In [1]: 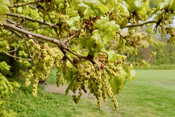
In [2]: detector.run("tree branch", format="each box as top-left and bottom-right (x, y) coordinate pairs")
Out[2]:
(6, 28), (23, 38)
(7, 47), (19, 53)
(2, 22), (62, 47)
(63, 31), (81, 44)
(9, 0), (42, 8)
(126, 20), (156, 28)
(64, 54), (74, 65)
(5, 13), (54, 27)
(2, 22), (95, 64)
(64, 48), (95, 64)
(29, 5), (42, 12)
(29, 26), (52, 31)
(6, 18), (25, 29)
(64, 48), (86, 59)
(25, 39), (34, 61)
(3, 51), (32, 61)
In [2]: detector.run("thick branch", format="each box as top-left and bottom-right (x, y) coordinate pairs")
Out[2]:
(2, 23), (95, 64)
(5, 13), (54, 27)
(126, 20), (156, 28)
(9, 0), (42, 8)
(2, 23), (86, 60)
(2, 23), (62, 47)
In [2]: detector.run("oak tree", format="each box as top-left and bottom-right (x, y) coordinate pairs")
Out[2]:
(0, 0), (175, 114)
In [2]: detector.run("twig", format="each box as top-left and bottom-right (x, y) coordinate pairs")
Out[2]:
(7, 47), (19, 53)
(29, 5), (42, 12)
(29, 26), (52, 31)
(64, 48), (87, 59)
(64, 48), (95, 64)
(6, 18), (25, 29)
(5, 13), (54, 27)
(3, 51), (32, 61)
(25, 39), (34, 61)
(64, 54), (73, 64)
(15, 18), (25, 27)
(63, 31), (80, 44)
(126, 20), (156, 28)
(6, 28), (23, 38)
(9, 0), (42, 8)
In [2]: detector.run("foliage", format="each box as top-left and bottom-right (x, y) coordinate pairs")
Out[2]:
(0, 62), (20, 116)
(0, 0), (175, 111)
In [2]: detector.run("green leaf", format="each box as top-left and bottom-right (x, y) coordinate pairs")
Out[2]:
(64, 69), (77, 95)
(80, 30), (104, 55)
(140, 60), (150, 67)
(0, 0), (10, 5)
(134, 0), (142, 8)
(94, 16), (120, 44)
(73, 0), (109, 17)
(104, 50), (126, 62)
(168, 0), (175, 11)
(124, 0), (149, 21)
(109, 67), (127, 95)
(0, 61), (11, 75)
(84, 7), (93, 16)
(65, 76), (76, 95)
(94, 2), (108, 14)
(0, 4), (9, 15)
(116, 3), (129, 16)
(159, 0), (169, 10)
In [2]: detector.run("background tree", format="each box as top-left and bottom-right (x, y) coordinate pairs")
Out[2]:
(0, 0), (175, 114)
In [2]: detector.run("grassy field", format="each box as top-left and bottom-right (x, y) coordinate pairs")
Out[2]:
(134, 64), (175, 70)
(6, 70), (175, 117)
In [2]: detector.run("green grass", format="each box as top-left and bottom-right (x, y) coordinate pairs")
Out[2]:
(46, 68), (57, 84)
(6, 70), (175, 117)
(134, 64), (175, 69)
(110, 70), (175, 117)
(6, 86), (109, 117)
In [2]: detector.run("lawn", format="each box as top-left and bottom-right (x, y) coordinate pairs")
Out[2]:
(6, 70), (175, 117)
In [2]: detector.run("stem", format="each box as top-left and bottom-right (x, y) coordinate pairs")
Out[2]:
(6, 18), (25, 29)
(25, 39), (34, 61)
(9, 0), (42, 8)
(7, 47), (19, 53)
(64, 48), (87, 59)
(63, 31), (80, 44)
(29, 26), (52, 31)
(5, 13), (54, 27)
(126, 20), (156, 27)
(3, 51), (32, 61)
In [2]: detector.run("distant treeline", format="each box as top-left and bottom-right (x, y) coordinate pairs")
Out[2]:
(127, 42), (175, 65)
